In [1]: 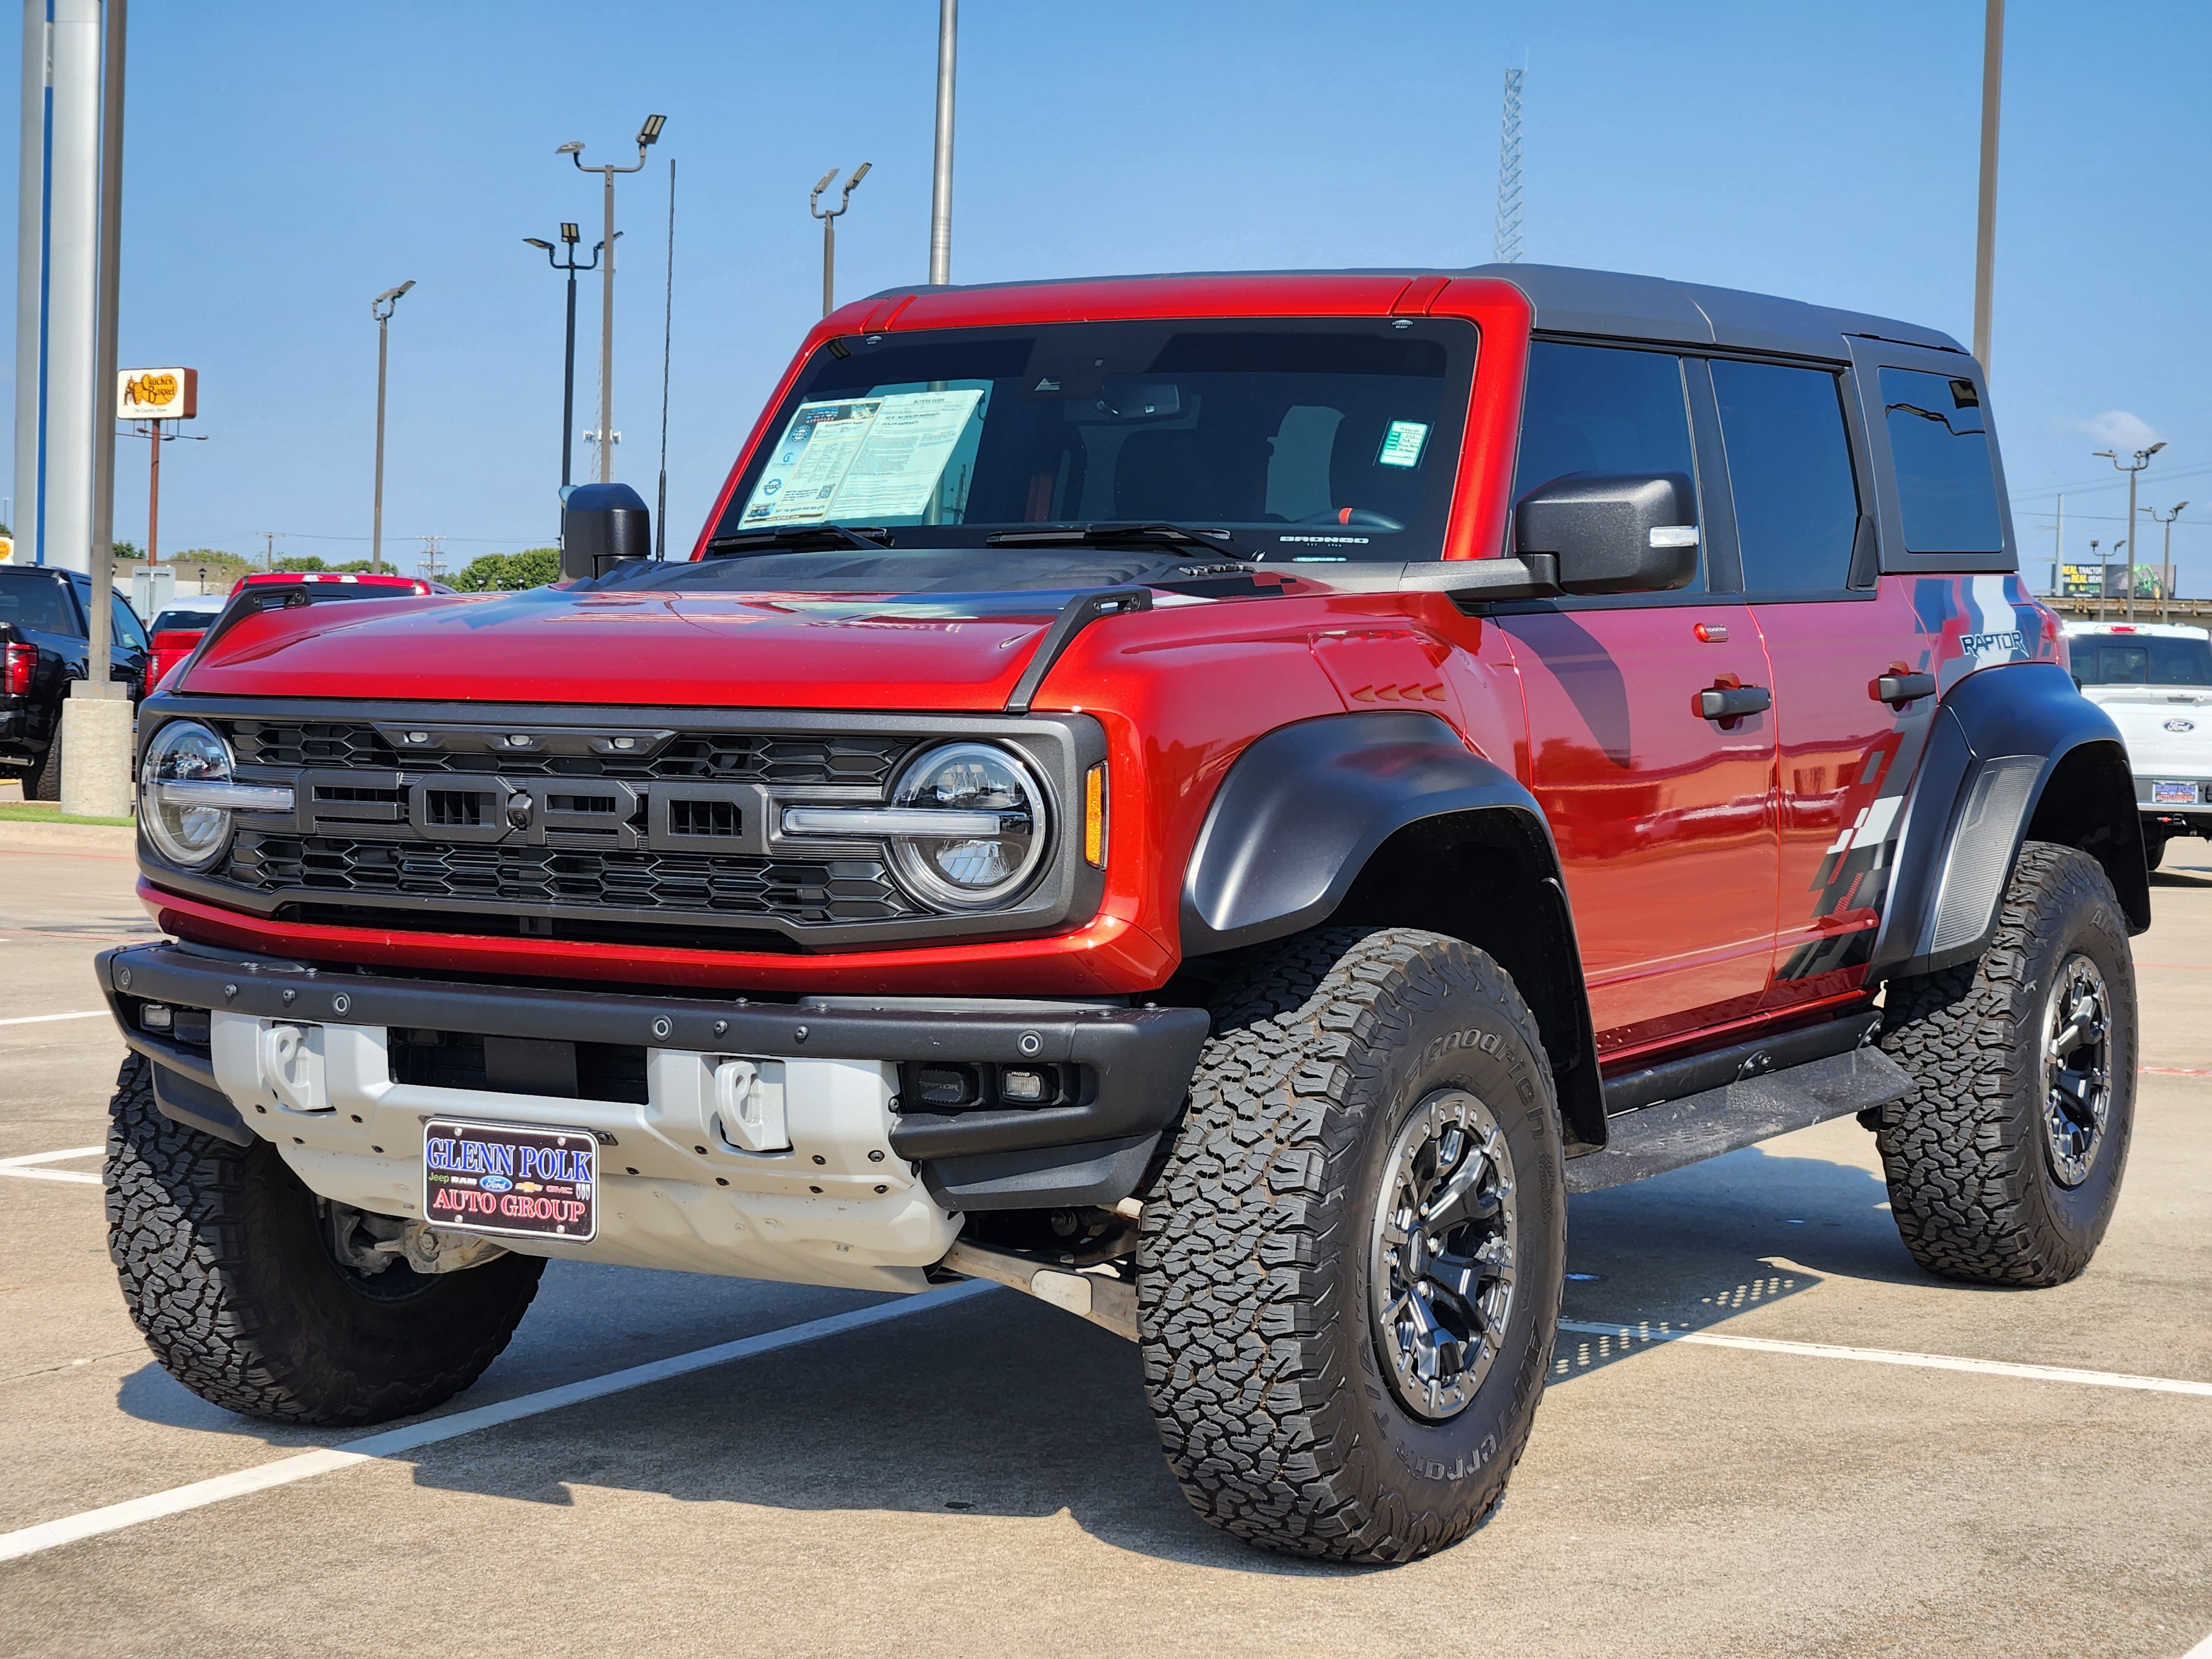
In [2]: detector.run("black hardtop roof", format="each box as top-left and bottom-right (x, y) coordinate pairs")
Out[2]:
(864, 262), (1966, 363)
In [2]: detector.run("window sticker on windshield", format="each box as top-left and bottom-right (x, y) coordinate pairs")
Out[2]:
(739, 389), (985, 526)
(1376, 420), (1430, 469)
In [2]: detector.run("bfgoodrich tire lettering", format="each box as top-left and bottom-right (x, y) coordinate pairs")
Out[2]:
(1136, 927), (1564, 1562)
(1874, 841), (2137, 1287)
(105, 1052), (545, 1425)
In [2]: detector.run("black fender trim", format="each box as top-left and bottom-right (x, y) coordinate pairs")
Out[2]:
(1869, 662), (2148, 982)
(1181, 712), (1547, 955)
(1181, 711), (1606, 1154)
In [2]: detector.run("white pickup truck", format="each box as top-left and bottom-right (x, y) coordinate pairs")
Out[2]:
(2065, 620), (2212, 868)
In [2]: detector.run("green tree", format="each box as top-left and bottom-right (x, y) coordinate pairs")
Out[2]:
(450, 547), (562, 592)
(272, 555), (328, 573)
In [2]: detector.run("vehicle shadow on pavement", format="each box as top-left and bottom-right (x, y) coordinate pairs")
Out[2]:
(393, 1287), (1392, 1576)
(1551, 1140), (2007, 1383)
(93, 1143), (1984, 1574)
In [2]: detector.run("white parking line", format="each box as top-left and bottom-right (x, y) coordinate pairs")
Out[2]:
(0, 1009), (107, 1027)
(2182, 1630), (2212, 1659)
(0, 1145), (104, 1185)
(1558, 1319), (2212, 1397)
(0, 1278), (995, 1564)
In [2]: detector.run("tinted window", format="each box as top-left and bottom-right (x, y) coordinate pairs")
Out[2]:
(150, 607), (217, 635)
(110, 591), (148, 651)
(1513, 341), (1701, 591)
(0, 568), (82, 636)
(711, 318), (1476, 566)
(1712, 359), (1860, 593)
(2071, 635), (2212, 688)
(1880, 367), (2003, 554)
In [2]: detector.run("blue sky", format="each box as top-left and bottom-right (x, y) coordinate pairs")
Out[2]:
(4, 1), (2208, 591)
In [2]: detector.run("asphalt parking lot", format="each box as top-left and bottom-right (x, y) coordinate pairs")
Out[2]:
(2, 817), (2208, 1658)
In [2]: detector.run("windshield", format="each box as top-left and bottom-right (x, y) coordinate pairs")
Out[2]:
(708, 317), (1476, 566)
(150, 607), (218, 635)
(2072, 634), (2212, 688)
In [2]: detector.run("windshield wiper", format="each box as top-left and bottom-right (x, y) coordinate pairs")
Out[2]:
(985, 522), (1245, 556)
(705, 524), (893, 556)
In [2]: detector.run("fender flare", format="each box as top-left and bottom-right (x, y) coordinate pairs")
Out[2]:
(1180, 710), (1605, 1151)
(1181, 711), (1553, 954)
(1869, 662), (2149, 982)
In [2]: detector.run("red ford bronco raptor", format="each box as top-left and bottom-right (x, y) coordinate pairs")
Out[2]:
(100, 264), (2146, 1562)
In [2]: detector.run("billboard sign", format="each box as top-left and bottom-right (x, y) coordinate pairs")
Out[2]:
(119, 368), (197, 421)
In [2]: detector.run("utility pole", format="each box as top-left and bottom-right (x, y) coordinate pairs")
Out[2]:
(2091, 539), (2104, 620)
(562, 114), (665, 484)
(2147, 501), (2188, 622)
(1973, 0), (2004, 373)
(370, 280), (416, 575)
(418, 533), (445, 584)
(2095, 441), (2164, 623)
(1494, 66), (1525, 264)
(257, 530), (280, 573)
(930, 0), (957, 284)
(810, 163), (871, 317)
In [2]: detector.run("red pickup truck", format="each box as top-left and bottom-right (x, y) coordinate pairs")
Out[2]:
(99, 264), (2144, 1562)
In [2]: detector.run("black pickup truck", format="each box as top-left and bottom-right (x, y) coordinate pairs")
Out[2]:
(0, 564), (148, 797)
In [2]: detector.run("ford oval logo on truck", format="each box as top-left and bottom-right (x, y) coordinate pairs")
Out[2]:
(2167, 718), (2197, 733)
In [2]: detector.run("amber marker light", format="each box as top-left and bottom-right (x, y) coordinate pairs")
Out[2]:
(1084, 764), (1108, 868)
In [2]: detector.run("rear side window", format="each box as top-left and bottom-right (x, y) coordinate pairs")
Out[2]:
(1712, 359), (1861, 593)
(0, 569), (82, 636)
(2071, 635), (2212, 687)
(1514, 340), (1701, 591)
(1879, 367), (2004, 554)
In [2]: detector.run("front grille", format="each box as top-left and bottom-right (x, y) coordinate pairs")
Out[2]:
(228, 832), (913, 925)
(151, 703), (1098, 953)
(225, 720), (909, 787)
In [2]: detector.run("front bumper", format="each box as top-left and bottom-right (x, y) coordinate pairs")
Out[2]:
(97, 943), (1209, 1273)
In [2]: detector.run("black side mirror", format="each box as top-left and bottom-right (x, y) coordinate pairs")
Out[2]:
(560, 482), (651, 581)
(1513, 471), (1699, 596)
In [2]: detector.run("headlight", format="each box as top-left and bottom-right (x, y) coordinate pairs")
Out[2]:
(886, 742), (1047, 909)
(140, 720), (239, 869)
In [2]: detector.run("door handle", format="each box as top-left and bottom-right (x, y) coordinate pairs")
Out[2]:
(1696, 681), (1771, 722)
(1871, 669), (1937, 707)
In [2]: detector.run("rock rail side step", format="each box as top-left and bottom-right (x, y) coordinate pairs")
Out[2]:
(1566, 1046), (1911, 1194)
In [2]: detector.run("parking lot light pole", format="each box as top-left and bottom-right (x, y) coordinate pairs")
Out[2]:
(930, 0), (956, 284)
(2147, 500), (2188, 622)
(563, 114), (666, 484)
(809, 163), (870, 317)
(2095, 441), (2165, 623)
(370, 280), (416, 576)
(524, 223), (599, 489)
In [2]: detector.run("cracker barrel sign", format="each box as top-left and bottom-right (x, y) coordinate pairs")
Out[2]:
(119, 367), (198, 421)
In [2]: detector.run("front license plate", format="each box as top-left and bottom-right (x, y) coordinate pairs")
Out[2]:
(2151, 780), (2199, 806)
(423, 1118), (597, 1243)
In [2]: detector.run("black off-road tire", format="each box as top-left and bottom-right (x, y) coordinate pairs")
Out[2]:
(1136, 927), (1564, 1563)
(28, 725), (61, 801)
(105, 1052), (546, 1425)
(1874, 841), (2137, 1287)
(2143, 830), (2167, 873)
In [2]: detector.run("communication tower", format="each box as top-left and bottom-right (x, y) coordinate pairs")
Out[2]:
(1493, 67), (1525, 265)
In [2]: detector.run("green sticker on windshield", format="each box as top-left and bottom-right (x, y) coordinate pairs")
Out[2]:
(1377, 420), (1429, 468)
